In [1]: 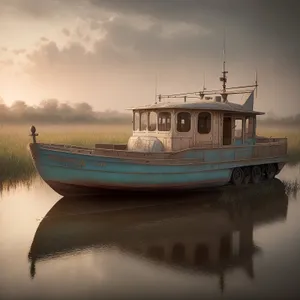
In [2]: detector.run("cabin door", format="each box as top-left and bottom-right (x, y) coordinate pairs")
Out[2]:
(223, 117), (232, 145)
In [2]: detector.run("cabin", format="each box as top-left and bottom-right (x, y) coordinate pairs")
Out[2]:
(127, 93), (261, 152)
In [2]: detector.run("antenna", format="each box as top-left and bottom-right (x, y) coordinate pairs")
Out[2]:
(255, 70), (258, 98)
(199, 71), (206, 99)
(154, 73), (158, 104)
(219, 28), (228, 102)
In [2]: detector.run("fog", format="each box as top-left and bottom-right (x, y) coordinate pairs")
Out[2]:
(258, 114), (300, 128)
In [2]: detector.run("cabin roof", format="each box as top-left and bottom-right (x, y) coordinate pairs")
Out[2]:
(130, 100), (264, 115)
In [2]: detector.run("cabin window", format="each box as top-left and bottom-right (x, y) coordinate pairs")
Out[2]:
(198, 112), (211, 134)
(195, 243), (209, 265)
(245, 117), (254, 138)
(140, 112), (148, 131)
(158, 112), (171, 131)
(172, 243), (185, 263)
(133, 111), (140, 131)
(234, 119), (243, 139)
(149, 111), (157, 131)
(177, 112), (191, 132)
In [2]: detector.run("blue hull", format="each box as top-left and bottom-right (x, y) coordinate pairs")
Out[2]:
(29, 143), (287, 196)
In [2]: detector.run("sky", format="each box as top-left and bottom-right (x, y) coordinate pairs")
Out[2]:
(0, 0), (299, 116)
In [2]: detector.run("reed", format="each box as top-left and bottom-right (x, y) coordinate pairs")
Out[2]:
(0, 124), (131, 182)
(282, 179), (300, 197)
(0, 124), (299, 183)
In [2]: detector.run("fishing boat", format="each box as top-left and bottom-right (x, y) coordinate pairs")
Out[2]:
(28, 62), (288, 196)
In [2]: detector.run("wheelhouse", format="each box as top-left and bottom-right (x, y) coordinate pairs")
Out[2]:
(128, 94), (262, 152)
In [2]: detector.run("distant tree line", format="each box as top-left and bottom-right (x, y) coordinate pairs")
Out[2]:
(0, 98), (298, 126)
(0, 98), (131, 124)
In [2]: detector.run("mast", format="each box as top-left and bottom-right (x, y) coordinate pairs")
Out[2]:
(255, 70), (258, 98)
(219, 30), (228, 102)
(200, 72), (206, 99)
(154, 73), (158, 104)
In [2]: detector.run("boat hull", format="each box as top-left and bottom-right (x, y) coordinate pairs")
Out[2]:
(29, 143), (287, 197)
(44, 179), (228, 197)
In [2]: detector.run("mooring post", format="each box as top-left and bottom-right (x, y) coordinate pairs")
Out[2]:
(30, 125), (38, 143)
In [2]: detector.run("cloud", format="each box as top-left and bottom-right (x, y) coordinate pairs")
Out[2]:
(40, 37), (49, 42)
(62, 28), (71, 37)
(88, 0), (300, 70)
(90, 20), (102, 30)
(26, 41), (90, 74)
(2, 0), (299, 67)
(20, 15), (257, 113)
(84, 35), (91, 43)
(0, 59), (14, 69)
(23, 14), (217, 86)
(12, 49), (26, 55)
(2, 0), (300, 43)
(0, 0), (84, 17)
(26, 14), (212, 67)
(89, 0), (299, 29)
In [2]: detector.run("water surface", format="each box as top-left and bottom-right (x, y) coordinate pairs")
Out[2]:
(0, 165), (300, 300)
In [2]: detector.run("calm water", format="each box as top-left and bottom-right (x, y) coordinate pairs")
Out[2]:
(0, 165), (300, 300)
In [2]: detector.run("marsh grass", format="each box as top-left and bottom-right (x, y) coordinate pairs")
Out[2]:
(0, 123), (299, 183)
(0, 175), (37, 195)
(282, 179), (300, 198)
(0, 124), (131, 183)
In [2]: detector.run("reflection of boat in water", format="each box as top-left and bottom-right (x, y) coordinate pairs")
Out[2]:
(28, 179), (288, 291)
